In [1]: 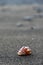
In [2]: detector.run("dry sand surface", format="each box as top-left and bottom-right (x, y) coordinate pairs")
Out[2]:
(0, 5), (43, 65)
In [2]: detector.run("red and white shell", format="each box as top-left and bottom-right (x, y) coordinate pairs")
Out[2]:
(17, 46), (32, 56)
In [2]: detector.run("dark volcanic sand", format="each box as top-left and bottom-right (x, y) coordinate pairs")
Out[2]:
(0, 5), (43, 65)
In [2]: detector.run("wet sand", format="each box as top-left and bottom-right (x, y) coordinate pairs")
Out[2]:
(0, 5), (43, 65)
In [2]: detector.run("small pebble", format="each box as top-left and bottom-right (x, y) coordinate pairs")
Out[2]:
(16, 22), (23, 27)
(23, 16), (34, 21)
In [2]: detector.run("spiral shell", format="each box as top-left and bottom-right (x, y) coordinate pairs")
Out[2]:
(17, 46), (32, 56)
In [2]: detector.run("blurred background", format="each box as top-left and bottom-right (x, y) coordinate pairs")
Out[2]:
(0, 0), (43, 5)
(0, 0), (43, 65)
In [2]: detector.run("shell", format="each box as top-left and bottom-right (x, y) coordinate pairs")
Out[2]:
(17, 46), (32, 56)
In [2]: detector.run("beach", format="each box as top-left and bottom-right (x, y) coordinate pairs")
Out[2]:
(0, 5), (43, 65)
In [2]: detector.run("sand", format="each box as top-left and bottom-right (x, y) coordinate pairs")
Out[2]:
(0, 5), (43, 65)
